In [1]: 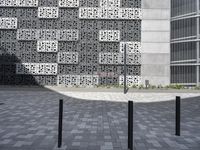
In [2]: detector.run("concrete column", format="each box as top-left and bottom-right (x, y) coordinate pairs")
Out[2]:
(141, 0), (170, 86)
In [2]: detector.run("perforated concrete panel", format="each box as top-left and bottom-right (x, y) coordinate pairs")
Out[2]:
(0, 0), (141, 86)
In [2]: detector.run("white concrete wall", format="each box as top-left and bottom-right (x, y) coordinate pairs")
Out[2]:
(141, 0), (170, 86)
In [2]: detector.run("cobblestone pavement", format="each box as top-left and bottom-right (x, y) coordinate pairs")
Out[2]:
(0, 90), (200, 150)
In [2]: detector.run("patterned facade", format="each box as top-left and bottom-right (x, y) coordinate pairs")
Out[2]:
(0, 0), (142, 86)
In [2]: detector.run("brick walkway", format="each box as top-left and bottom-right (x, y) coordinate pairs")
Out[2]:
(0, 90), (200, 150)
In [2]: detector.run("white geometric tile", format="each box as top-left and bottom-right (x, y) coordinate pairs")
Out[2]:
(0, 18), (17, 29)
(100, 0), (120, 8)
(16, 63), (58, 75)
(0, 0), (38, 7)
(120, 42), (141, 53)
(57, 75), (99, 87)
(38, 7), (59, 19)
(57, 52), (79, 64)
(99, 30), (120, 42)
(119, 75), (141, 87)
(37, 41), (58, 52)
(59, 0), (79, 7)
(17, 29), (37, 40)
(79, 7), (142, 20)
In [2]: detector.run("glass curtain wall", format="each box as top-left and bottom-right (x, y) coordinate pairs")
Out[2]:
(171, 0), (200, 86)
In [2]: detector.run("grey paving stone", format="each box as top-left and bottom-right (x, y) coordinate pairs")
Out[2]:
(0, 91), (200, 150)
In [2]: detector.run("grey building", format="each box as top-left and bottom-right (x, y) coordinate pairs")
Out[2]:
(0, 0), (170, 87)
(141, 0), (170, 86)
(171, 0), (200, 86)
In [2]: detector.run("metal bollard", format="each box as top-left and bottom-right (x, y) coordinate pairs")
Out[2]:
(124, 44), (127, 94)
(58, 99), (63, 148)
(175, 96), (181, 136)
(128, 101), (133, 150)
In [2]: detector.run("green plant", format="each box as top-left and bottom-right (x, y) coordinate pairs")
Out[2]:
(95, 84), (123, 88)
(138, 84), (144, 89)
(74, 85), (78, 88)
(194, 86), (200, 90)
(118, 84), (124, 88)
(75, 83), (200, 90)
(168, 84), (184, 89)
(150, 85), (156, 89)
(164, 85), (170, 89)
(157, 84), (164, 89)
(113, 84), (122, 88)
(131, 84), (138, 88)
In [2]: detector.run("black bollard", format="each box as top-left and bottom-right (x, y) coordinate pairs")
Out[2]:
(128, 101), (133, 150)
(175, 96), (181, 136)
(58, 99), (63, 148)
(124, 44), (127, 94)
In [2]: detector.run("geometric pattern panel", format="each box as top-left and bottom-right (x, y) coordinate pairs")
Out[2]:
(99, 53), (119, 64)
(99, 0), (120, 7)
(59, 30), (79, 41)
(16, 29), (79, 41)
(16, 29), (37, 41)
(125, 53), (141, 65)
(16, 63), (58, 75)
(99, 30), (120, 42)
(38, 7), (59, 18)
(37, 41), (58, 52)
(119, 75), (141, 87)
(57, 75), (99, 87)
(59, 0), (79, 7)
(0, 0), (141, 86)
(37, 29), (58, 40)
(99, 53), (141, 65)
(119, 42), (141, 53)
(79, 8), (142, 20)
(0, 18), (18, 29)
(0, 0), (38, 7)
(57, 52), (79, 64)
(80, 0), (141, 19)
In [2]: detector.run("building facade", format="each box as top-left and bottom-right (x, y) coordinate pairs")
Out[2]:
(171, 0), (200, 86)
(0, 0), (170, 87)
(141, 0), (170, 86)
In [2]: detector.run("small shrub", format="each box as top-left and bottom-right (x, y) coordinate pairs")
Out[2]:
(138, 84), (144, 89)
(194, 86), (200, 90)
(168, 84), (184, 89)
(131, 84), (138, 88)
(164, 85), (170, 89)
(157, 84), (164, 89)
(150, 85), (156, 89)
